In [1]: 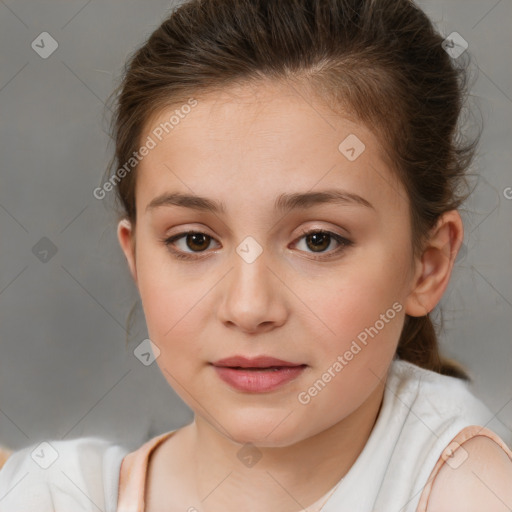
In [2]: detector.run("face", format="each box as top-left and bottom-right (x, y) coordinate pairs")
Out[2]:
(118, 80), (419, 447)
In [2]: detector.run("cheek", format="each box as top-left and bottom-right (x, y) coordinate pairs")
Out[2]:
(135, 245), (206, 355)
(296, 247), (407, 368)
(138, 275), (204, 392)
(308, 256), (404, 330)
(140, 285), (203, 350)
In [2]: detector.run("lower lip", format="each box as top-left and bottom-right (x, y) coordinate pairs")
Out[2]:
(212, 365), (307, 392)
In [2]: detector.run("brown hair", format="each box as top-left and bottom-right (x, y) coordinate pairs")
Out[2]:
(104, 0), (480, 381)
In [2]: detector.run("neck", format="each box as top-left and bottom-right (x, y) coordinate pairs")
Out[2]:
(183, 381), (385, 512)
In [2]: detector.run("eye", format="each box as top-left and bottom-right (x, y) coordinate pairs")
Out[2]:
(162, 231), (219, 260)
(161, 228), (353, 261)
(292, 229), (353, 259)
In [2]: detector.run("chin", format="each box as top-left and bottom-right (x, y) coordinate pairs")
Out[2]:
(219, 410), (307, 448)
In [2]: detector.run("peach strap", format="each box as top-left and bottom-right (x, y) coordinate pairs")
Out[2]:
(416, 425), (512, 511)
(116, 431), (176, 512)
(116, 426), (511, 511)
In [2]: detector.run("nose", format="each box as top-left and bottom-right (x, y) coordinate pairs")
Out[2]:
(217, 249), (288, 335)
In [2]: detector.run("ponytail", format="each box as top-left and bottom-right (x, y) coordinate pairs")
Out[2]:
(397, 314), (470, 381)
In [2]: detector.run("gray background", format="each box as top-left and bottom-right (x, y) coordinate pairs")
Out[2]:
(0, 0), (511, 452)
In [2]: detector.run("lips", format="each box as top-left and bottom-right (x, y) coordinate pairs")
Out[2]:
(211, 355), (307, 392)
(212, 355), (304, 369)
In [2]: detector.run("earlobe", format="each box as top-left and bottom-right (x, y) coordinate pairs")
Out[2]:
(117, 218), (137, 285)
(405, 210), (464, 317)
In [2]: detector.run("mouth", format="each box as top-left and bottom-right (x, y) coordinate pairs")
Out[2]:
(210, 355), (307, 392)
(211, 355), (305, 369)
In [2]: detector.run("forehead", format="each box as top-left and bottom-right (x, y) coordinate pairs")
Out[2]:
(135, 81), (407, 218)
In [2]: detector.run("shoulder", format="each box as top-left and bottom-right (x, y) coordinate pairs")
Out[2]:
(384, 361), (512, 511)
(389, 359), (500, 423)
(390, 360), (512, 445)
(422, 430), (512, 512)
(0, 436), (128, 512)
(0, 447), (12, 470)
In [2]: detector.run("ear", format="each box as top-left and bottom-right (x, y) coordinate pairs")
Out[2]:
(117, 218), (138, 285)
(405, 210), (464, 317)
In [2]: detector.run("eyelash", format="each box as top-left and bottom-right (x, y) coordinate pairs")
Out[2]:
(160, 228), (353, 261)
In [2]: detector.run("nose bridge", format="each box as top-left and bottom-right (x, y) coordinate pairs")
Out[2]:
(217, 234), (287, 332)
(229, 235), (273, 304)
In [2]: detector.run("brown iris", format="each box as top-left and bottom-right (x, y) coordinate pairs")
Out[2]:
(305, 232), (330, 252)
(185, 233), (211, 252)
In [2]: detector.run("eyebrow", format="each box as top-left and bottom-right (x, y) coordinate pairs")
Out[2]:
(145, 189), (375, 214)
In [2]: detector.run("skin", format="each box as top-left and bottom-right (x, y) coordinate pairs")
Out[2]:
(117, 80), (463, 512)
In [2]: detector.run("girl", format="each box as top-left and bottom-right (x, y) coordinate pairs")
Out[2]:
(1, 0), (511, 511)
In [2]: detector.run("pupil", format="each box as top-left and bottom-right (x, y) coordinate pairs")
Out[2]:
(307, 232), (329, 252)
(184, 232), (331, 253)
(188, 233), (209, 251)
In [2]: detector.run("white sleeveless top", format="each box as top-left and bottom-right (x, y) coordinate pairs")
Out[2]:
(1, 358), (511, 512)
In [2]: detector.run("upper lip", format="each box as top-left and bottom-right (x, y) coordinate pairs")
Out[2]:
(211, 356), (305, 368)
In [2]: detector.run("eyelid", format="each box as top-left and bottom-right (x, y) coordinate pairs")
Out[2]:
(161, 226), (353, 261)
(291, 228), (353, 258)
(161, 230), (220, 259)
